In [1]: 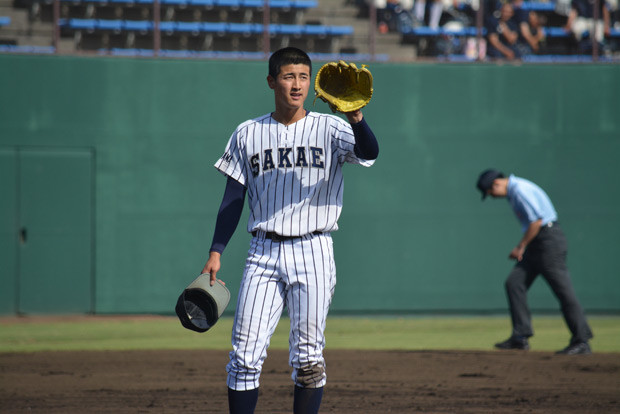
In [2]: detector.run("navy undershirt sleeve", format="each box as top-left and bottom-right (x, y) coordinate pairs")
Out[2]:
(352, 117), (379, 160)
(209, 176), (246, 254)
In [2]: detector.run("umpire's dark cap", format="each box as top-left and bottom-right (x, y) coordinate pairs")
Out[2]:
(476, 169), (504, 200)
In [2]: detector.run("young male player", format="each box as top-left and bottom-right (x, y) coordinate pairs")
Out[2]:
(201, 47), (379, 413)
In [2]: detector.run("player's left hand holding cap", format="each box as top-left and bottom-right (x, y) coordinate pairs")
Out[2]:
(175, 273), (230, 333)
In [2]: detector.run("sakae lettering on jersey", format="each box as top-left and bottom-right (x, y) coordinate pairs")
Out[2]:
(215, 111), (373, 237)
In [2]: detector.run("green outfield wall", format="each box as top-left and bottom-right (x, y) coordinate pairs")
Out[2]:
(1, 55), (619, 315)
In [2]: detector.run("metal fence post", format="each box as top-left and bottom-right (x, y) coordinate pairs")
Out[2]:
(53, 0), (60, 53)
(263, 0), (271, 57)
(154, 0), (161, 56)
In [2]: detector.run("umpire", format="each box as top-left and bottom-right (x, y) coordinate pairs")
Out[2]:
(476, 169), (593, 355)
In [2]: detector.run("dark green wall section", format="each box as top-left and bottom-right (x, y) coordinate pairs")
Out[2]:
(0, 148), (18, 313)
(1, 55), (619, 315)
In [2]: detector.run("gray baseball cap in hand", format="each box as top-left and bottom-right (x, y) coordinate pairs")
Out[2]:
(175, 273), (230, 333)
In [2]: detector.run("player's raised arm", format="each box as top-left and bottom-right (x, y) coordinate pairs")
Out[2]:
(348, 112), (379, 161)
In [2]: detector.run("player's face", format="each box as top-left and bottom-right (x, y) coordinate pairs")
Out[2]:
(268, 64), (311, 111)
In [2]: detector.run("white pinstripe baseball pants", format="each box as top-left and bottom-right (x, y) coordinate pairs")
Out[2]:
(226, 232), (336, 391)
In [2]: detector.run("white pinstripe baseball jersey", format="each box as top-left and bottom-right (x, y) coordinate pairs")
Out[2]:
(214, 111), (375, 236)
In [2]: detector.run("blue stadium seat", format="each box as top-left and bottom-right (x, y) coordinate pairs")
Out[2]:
(521, 54), (594, 62)
(327, 25), (353, 36)
(275, 24), (304, 35)
(444, 27), (478, 36)
(215, 0), (242, 7)
(436, 54), (477, 62)
(0, 16), (11, 27)
(406, 26), (440, 36)
(174, 21), (201, 32)
(542, 27), (619, 39)
(96, 48), (387, 62)
(310, 52), (390, 62)
(238, 0), (262, 6)
(104, 47), (155, 55)
(275, 0), (320, 9)
(161, 0), (189, 5)
(123, 19), (152, 31)
(403, 26), (484, 36)
(58, 0), (318, 6)
(201, 21), (227, 32)
(520, 1), (556, 11)
(97, 18), (123, 31)
(60, 17), (351, 36)
(158, 21), (177, 32)
(303, 24), (328, 36)
(292, 0), (317, 8)
(68, 18), (97, 30)
(543, 27), (570, 37)
(188, 0), (216, 6)
(0, 44), (56, 53)
(226, 22), (263, 33)
(268, 24), (352, 36)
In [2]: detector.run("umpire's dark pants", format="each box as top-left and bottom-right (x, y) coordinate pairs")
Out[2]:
(505, 223), (593, 344)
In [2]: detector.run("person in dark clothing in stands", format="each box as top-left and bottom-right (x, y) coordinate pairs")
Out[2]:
(564, 0), (612, 50)
(520, 10), (547, 54)
(486, 3), (527, 59)
(476, 169), (594, 355)
(511, 0), (546, 55)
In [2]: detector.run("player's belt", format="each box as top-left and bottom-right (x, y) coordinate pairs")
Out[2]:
(252, 231), (323, 242)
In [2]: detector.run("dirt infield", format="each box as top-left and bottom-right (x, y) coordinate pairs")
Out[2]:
(1, 349), (619, 413)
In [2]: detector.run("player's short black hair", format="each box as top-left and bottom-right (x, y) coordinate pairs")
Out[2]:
(268, 47), (312, 78)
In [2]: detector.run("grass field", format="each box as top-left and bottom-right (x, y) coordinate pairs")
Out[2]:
(1, 315), (618, 353)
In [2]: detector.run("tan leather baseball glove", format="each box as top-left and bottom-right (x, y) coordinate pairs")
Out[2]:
(314, 60), (373, 113)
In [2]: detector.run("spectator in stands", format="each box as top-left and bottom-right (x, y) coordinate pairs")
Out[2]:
(483, 0), (504, 26)
(510, 0), (529, 26)
(521, 10), (547, 54)
(371, 0), (416, 33)
(564, 0), (612, 50)
(414, 0), (444, 29)
(438, 0), (478, 28)
(511, 0), (547, 55)
(486, 2), (529, 59)
(397, 0), (476, 31)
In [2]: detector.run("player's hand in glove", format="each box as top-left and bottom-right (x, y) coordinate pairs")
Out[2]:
(345, 109), (363, 124)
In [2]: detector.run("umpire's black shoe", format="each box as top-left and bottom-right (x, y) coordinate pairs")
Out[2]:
(494, 336), (529, 350)
(555, 342), (592, 355)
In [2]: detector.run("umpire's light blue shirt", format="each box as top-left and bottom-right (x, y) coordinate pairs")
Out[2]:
(506, 175), (558, 233)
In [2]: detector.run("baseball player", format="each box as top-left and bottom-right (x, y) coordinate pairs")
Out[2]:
(476, 169), (593, 355)
(201, 47), (379, 413)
